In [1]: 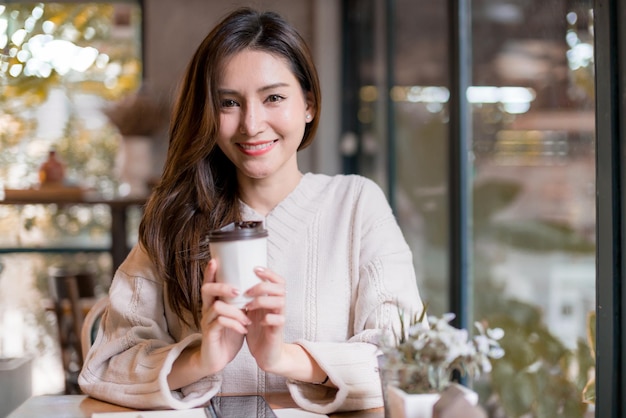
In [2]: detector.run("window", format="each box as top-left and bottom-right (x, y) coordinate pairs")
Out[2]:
(342, 0), (598, 415)
(1, 2), (142, 194)
(0, 1), (143, 395)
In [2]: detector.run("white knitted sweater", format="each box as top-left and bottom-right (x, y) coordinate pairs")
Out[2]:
(78, 173), (423, 414)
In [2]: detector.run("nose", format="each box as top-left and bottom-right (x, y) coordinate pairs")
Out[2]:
(239, 102), (265, 136)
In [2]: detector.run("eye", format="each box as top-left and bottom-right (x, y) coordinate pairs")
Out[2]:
(221, 98), (239, 108)
(266, 94), (285, 103)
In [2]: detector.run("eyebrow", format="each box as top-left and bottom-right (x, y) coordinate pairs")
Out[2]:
(218, 82), (291, 95)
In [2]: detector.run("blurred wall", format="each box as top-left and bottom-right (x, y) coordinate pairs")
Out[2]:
(142, 0), (341, 175)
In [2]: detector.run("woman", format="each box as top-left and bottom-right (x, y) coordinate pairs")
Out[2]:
(79, 7), (423, 414)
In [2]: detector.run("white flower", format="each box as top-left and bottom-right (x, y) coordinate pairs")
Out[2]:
(474, 334), (492, 354)
(479, 356), (493, 373)
(441, 312), (456, 323)
(489, 346), (506, 359)
(487, 327), (505, 340)
(381, 309), (505, 394)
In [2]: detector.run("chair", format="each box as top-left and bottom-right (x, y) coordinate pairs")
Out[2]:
(47, 265), (96, 394)
(80, 296), (109, 363)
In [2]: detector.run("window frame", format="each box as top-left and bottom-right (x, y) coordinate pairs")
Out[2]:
(342, 0), (624, 415)
(594, 0), (626, 416)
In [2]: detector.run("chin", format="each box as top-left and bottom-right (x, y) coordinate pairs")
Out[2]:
(241, 168), (273, 180)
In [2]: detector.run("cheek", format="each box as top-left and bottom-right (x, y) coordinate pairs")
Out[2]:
(218, 114), (238, 138)
(215, 117), (234, 152)
(219, 114), (239, 135)
(276, 109), (305, 134)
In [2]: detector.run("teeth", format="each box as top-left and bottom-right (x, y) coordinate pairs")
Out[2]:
(239, 141), (274, 151)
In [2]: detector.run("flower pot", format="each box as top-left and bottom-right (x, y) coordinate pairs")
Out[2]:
(115, 135), (153, 197)
(386, 383), (478, 418)
(377, 355), (448, 417)
(0, 357), (32, 417)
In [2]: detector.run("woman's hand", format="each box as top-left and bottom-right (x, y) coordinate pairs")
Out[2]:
(198, 259), (249, 372)
(244, 268), (328, 384)
(167, 259), (249, 390)
(244, 267), (288, 372)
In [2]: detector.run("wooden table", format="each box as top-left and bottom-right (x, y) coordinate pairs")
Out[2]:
(0, 191), (147, 272)
(7, 393), (384, 417)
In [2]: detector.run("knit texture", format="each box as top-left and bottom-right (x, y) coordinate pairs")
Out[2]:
(78, 173), (423, 414)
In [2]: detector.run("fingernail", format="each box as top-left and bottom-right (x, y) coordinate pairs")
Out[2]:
(254, 266), (266, 273)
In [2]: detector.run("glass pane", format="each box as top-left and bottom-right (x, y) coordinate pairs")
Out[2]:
(1, 2), (143, 195)
(391, 0), (450, 316)
(346, 0), (596, 415)
(0, 2), (143, 395)
(345, 0), (451, 316)
(471, 1), (595, 416)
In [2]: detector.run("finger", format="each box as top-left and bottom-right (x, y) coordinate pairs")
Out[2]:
(211, 315), (250, 335)
(245, 294), (286, 312)
(254, 267), (285, 286)
(245, 281), (286, 298)
(203, 282), (241, 299)
(204, 259), (218, 284)
(202, 264), (241, 312)
(259, 312), (286, 327)
(205, 300), (251, 329)
(201, 260), (217, 312)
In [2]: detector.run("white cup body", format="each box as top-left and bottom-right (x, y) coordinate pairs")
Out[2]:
(209, 237), (267, 308)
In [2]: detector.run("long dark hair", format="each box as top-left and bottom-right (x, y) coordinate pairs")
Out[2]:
(138, 7), (321, 327)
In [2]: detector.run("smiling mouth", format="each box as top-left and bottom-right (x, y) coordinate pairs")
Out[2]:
(237, 140), (277, 151)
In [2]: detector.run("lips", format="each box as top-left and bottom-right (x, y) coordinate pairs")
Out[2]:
(236, 140), (278, 155)
(238, 140), (276, 151)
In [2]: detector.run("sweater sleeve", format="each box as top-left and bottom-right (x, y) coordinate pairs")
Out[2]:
(285, 177), (424, 414)
(78, 246), (221, 410)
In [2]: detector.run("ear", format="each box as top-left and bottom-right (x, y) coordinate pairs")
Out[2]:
(304, 91), (317, 121)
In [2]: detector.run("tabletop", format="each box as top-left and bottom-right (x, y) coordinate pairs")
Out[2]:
(0, 187), (148, 206)
(0, 190), (148, 272)
(7, 393), (384, 418)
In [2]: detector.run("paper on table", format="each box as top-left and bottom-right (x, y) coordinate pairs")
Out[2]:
(274, 408), (328, 418)
(92, 409), (207, 418)
(91, 406), (328, 418)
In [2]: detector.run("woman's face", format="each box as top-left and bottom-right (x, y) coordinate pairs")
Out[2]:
(216, 49), (314, 183)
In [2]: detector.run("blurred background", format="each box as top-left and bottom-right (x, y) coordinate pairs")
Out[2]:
(0, 1), (596, 417)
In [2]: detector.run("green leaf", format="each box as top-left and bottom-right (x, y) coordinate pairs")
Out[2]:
(587, 311), (596, 358)
(500, 371), (536, 417)
(581, 310), (596, 405)
(582, 377), (595, 404)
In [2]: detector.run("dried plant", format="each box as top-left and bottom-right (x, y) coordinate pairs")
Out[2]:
(103, 90), (168, 137)
(380, 306), (505, 394)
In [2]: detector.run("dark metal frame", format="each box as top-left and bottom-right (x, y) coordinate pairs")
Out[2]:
(595, 0), (625, 416)
(385, 0), (397, 205)
(447, 0), (472, 332)
(340, 0), (373, 175)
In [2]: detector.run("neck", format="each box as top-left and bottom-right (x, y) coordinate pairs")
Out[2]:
(238, 171), (304, 216)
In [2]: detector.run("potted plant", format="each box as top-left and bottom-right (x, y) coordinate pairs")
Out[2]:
(378, 307), (504, 418)
(103, 88), (168, 196)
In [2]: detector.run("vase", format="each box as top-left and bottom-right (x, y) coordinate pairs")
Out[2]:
(378, 355), (400, 418)
(386, 383), (478, 418)
(115, 135), (153, 197)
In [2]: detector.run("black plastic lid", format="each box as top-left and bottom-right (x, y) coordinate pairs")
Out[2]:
(208, 221), (268, 242)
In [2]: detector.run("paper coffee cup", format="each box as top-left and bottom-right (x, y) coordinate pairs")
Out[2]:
(208, 221), (268, 308)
